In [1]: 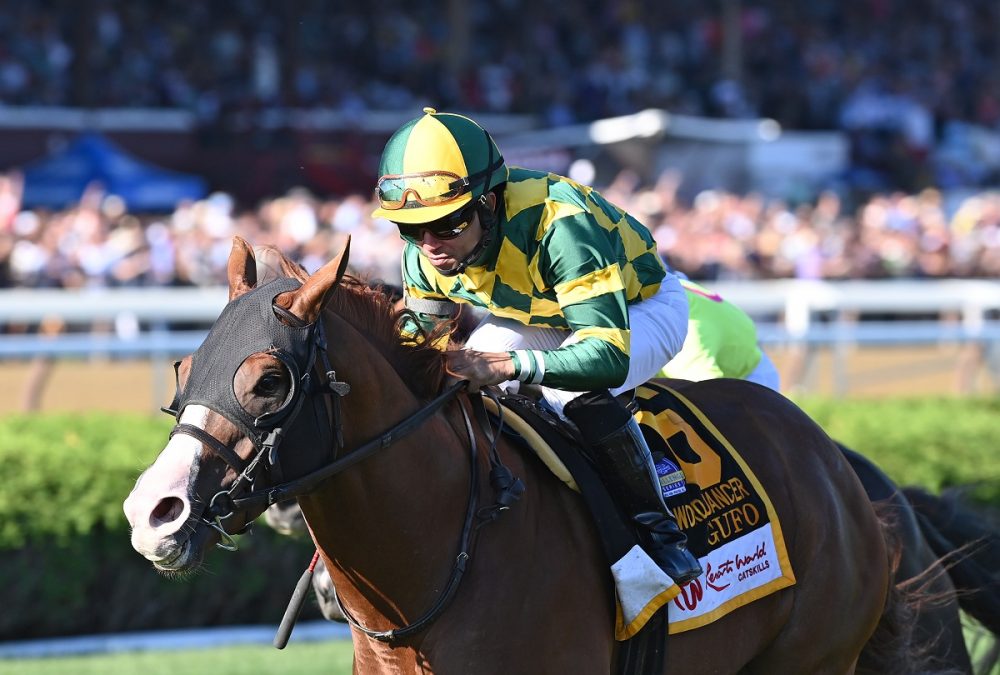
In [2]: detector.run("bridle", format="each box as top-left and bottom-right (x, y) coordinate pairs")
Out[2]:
(163, 282), (524, 643)
(163, 306), (344, 548)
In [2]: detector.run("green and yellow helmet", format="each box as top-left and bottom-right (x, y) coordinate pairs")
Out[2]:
(372, 108), (507, 224)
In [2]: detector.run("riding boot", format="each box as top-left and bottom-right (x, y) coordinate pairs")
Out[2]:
(564, 390), (703, 585)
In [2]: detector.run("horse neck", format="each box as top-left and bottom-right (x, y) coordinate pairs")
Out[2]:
(298, 310), (475, 629)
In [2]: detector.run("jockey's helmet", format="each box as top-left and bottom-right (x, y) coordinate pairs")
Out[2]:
(371, 108), (507, 225)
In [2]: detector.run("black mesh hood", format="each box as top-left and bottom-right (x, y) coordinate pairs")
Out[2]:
(177, 277), (313, 437)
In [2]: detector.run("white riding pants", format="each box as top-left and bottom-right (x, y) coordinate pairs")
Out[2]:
(465, 275), (689, 416)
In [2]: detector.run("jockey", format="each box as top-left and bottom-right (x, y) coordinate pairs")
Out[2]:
(661, 278), (782, 392)
(372, 108), (701, 585)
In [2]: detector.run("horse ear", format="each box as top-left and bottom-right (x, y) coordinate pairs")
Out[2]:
(227, 236), (258, 300)
(281, 236), (351, 324)
(254, 245), (306, 284)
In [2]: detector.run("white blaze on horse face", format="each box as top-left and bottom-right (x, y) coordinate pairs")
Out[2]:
(123, 405), (209, 563)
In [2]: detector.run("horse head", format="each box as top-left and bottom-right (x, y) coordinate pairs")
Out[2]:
(123, 235), (350, 572)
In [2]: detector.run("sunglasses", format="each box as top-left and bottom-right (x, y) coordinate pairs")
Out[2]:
(395, 203), (477, 243)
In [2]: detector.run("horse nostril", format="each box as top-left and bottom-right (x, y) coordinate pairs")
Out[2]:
(150, 496), (185, 527)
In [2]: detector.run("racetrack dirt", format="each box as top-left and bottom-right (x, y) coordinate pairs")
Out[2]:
(1, 343), (995, 414)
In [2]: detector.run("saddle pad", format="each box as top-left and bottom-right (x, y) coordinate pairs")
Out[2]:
(485, 384), (796, 637)
(635, 382), (796, 634)
(481, 395), (679, 640)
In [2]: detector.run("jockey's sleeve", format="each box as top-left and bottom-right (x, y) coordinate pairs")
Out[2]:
(520, 213), (635, 390)
(525, 291), (630, 390)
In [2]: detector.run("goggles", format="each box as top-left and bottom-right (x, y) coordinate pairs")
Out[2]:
(375, 171), (471, 211)
(375, 129), (504, 211)
(395, 202), (477, 243)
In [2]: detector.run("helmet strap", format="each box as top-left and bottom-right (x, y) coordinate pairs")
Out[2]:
(434, 131), (503, 277)
(440, 194), (498, 277)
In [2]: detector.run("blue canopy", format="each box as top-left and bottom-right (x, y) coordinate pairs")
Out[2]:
(22, 133), (207, 211)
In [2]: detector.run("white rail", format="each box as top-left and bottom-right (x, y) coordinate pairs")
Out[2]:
(0, 280), (998, 359)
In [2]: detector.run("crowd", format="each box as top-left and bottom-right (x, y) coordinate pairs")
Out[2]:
(2, 0), (1000, 136)
(2, 168), (998, 297)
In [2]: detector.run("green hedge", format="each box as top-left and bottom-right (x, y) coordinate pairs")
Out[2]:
(0, 413), (319, 640)
(0, 414), (171, 550)
(795, 396), (1000, 505)
(0, 399), (997, 639)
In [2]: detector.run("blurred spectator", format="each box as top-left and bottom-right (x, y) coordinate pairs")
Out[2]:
(4, 2), (1000, 205)
(0, 0), (999, 141)
(2, 167), (999, 299)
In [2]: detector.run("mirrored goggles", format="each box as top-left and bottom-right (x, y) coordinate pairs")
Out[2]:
(375, 171), (471, 210)
(395, 203), (477, 243)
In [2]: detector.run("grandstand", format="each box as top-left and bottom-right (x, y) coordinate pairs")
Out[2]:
(0, 0), (998, 403)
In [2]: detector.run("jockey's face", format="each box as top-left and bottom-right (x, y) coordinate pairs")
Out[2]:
(412, 191), (496, 272)
(416, 209), (484, 272)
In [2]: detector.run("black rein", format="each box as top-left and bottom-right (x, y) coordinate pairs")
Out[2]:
(330, 394), (482, 643)
(175, 298), (523, 645)
(225, 379), (466, 515)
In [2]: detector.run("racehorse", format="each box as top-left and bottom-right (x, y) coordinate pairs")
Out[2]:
(124, 237), (922, 674)
(263, 449), (1000, 672)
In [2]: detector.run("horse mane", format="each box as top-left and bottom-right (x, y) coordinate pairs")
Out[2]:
(329, 276), (453, 399)
(255, 245), (451, 399)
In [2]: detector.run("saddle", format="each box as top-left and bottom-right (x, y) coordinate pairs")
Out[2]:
(479, 390), (678, 643)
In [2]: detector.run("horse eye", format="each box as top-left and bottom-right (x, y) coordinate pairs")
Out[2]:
(256, 373), (286, 397)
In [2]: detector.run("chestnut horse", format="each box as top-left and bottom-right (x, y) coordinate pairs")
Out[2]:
(124, 237), (916, 674)
(265, 452), (1000, 673)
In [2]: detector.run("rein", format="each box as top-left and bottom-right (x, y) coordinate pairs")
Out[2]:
(226, 379), (465, 515)
(330, 394), (481, 643)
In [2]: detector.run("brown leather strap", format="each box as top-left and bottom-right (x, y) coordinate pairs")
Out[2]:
(170, 423), (249, 473)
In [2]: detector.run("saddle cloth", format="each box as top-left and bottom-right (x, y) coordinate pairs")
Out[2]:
(485, 381), (796, 639)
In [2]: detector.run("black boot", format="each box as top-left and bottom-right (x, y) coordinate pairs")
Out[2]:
(565, 390), (702, 585)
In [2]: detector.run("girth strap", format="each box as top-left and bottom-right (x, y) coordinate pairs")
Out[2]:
(171, 423), (249, 473)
